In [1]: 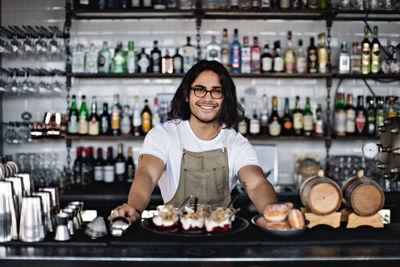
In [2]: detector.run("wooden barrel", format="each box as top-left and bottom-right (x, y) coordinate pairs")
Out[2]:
(342, 170), (385, 217)
(300, 170), (342, 215)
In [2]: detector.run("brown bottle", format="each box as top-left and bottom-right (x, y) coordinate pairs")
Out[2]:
(141, 99), (152, 135)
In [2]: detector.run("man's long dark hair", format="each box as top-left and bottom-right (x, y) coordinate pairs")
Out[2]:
(168, 60), (244, 128)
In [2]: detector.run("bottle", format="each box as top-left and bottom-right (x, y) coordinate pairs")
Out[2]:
(141, 99), (152, 135)
(221, 29), (230, 70)
(230, 0), (239, 8)
(114, 144), (126, 182)
(207, 0), (217, 8)
(317, 33), (328, 74)
(370, 26), (381, 74)
(361, 26), (371, 75)
(314, 104), (324, 137)
(249, 101), (260, 136)
(345, 93), (356, 135)
(281, 97), (293, 136)
(375, 96), (384, 137)
(350, 42), (361, 74)
(111, 93), (122, 136)
(112, 42), (126, 74)
(154, 0), (167, 8)
(161, 49), (174, 74)
(241, 36), (251, 73)
(143, 0), (153, 8)
(307, 37), (318, 74)
(333, 89), (346, 137)
(268, 96), (281, 137)
(160, 101), (169, 123)
(273, 40), (284, 73)
(72, 44), (85, 73)
(296, 39), (307, 74)
(98, 41), (111, 73)
(291, 0), (302, 8)
(126, 146), (136, 182)
(73, 147), (83, 185)
(88, 96), (100, 136)
(251, 36), (261, 73)
(284, 31), (296, 73)
(137, 48), (150, 74)
(280, 0), (290, 8)
(339, 41), (350, 74)
(292, 96), (303, 136)
(68, 95), (79, 135)
(121, 105), (132, 135)
(131, 0), (141, 8)
(151, 40), (162, 73)
(252, 0), (261, 9)
(261, 41), (273, 73)
(387, 96), (398, 118)
(107, 0), (117, 8)
(78, 95), (88, 135)
(100, 103), (111, 135)
(132, 95), (141, 136)
(366, 96), (376, 137)
(94, 148), (104, 182)
(260, 94), (269, 135)
(206, 35), (221, 62)
(126, 41), (137, 74)
(237, 97), (249, 136)
(80, 148), (91, 186)
(182, 36), (196, 73)
(241, 0), (252, 9)
(309, 0), (318, 8)
(355, 95), (367, 135)
(261, 0), (271, 8)
(230, 29), (241, 73)
(219, 0), (228, 8)
(104, 147), (115, 183)
(152, 98), (160, 128)
(85, 43), (98, 73)
(173, 48), (184, 73)
(303, 97), (314, 136)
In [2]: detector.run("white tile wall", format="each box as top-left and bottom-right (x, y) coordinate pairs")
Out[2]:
(2, 1), (399, 184)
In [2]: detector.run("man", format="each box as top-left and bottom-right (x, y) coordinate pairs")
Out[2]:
(109, 60), (277, 223)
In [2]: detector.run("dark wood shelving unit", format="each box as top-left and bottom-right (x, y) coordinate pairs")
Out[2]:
(68, 73), (185, 78)
(333, 73), (400, 80)
(71, 9), (194, 19)
(66, 135), (145, 141)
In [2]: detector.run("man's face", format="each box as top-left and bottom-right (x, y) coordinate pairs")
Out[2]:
(188, 70), (224, 124)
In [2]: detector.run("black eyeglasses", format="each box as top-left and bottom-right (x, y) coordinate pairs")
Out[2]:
(191, 86), (224, 99)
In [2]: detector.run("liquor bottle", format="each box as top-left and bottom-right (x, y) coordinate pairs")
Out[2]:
(126, 146), (136, 182)
(207, 0), (217, 8)
(237, 97), (249, 135)
(309, 0), (318, 8)
(230, 29), (241, 73)
(88, 96), (100, 136)
(182, 36), (196, 73)
(370, 26), (381, 74)
(273, 40), (284, 73)
(151, 40), (162, 73)
(78, 95), (88, 135)
(221, 29), (230, 70)
(143, 0), (153, 8)
(68, 95), (79, 135)
(317, 33), (328, 74)
(319, 0), (327, 8)
(345, 93), (356, 135)
(132, 95), (141, 136)
(303, 97), (314, 136)
(126, 41), (137, 74)
(252, 0), (261, 9)
(120, 105), (132, 135)
(268, 96), (281, 137)
(72, 44), (85, 73)
(249, 101), (260, 136)
(219, 0), (228, 8)
(280, 0), (290, 8)
(73, 147), (83, 185)
(282, 97), (293, 136)
(350, 42), (361, 74)
(251, 36), (261, 73)
(131, 0), (141, 8)
(138, 48), (150, 74)
(112, 42), (126, 73)
(355, 95), (367, 135)
(108, 0), (117, 8)
(261, 41), (273, 73)
(307, 37), (318, 74)
(115, 144), (126, 182)
(100, 103), (111, 135)
(296, 39), (307, 74)
(85, 43), (97, 73)
(80, 148), (91, 186)
(173, 48), (184, 73)
(121, 0), (129, 8)
(241, 0), (251, 9)
(335, 89), (346, 136)
(284, 31), (296, 73)
(261, 0), (271, 8)
(366, 96), (376, 137)
(141, 99), (152, 135)
(375, 96), (384, 137)
(161, 49), (174, 74)
(292, 96), (303, 136)
(260, 94), (269, 135)
(314, 104), (324, 137)
(104, 147), (115, 183)
(271, 0), (280, 8)
(152, 98), (161, 128)
(339, 41), (350, 74)
(230, 0), (239, 8)
(94, 147), (104, 182)
(241, 36), (251, 73)
(98, 41), (111, 73)
(361, 26), (371, 75)
(160, 101), (169, 123)
(154, 0), (167, 8)
(206, 35), (221, 62)
(111, 93), (122, 136)
(291, 0), (302, 8)
(387, 96), (398, 118)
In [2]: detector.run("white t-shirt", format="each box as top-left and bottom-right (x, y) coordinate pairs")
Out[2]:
(139, 120), (261, 203)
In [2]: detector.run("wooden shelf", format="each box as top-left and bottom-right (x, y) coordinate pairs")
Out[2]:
(66, 135), (144, 141)
(333, 73), (400, 80)
(68, 73), (185, 78)
(71, 9), (194, 20)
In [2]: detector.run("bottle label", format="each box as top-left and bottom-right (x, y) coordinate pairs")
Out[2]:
(350, 56), (361, 73)
(152, 54), (160, 73)
(371, 44), (380, 73)
(88, 120), (99, 135)
(78, 115), (88, 134)
(261, 0), (270, 7)
(221, 48), (230, 67)
(131, 0), (140, 7)
(345, 109), (356, 133)
(280, 0), (290, 8)
(249, 120), (260, 134)
(238, 120), (247, 135)
(127, 166), (134, 180)
(115, 162), (126, 175)
(303, 115), (313, 131)
(143, 0), (152, 7)
(308, 51), (318, 73)
(283, 120), (292, 130)
(268, 123), (281, 136)
(315, 120), (324, 135)
(111, 110), (120, 130)
(284, 52), (295, 72)
(138, 56), (150, 73)
(113, 54), (126, 73)
(173, 57), (182, 73)
(296, 56), (307, 73)
(262, 57), (273, 72)
(376, 113), (384, 129)
(94, 166), (104, 182)
(133, 112), (142, 127)
(98, 54), (110, 73)
(251, 51), (260, 72)
(121, 116), (131, 134)
(104, 166), (115, 183)
(241, 48), (251, 73)
(68, 115), (78, 134)
(361, 43), (371, 74)
(231, 46), (241, 70)
(142, 112), (151, 133)
(318, 48), (328, 73)
(356, 113), (366, 133)
(293, 113), (303, 130)
(273, 57), (284, 72)
(339, 55), (350, 73)
(231, 0), (239, 6)
(127, 54), (136, 74)
(335, 111), (346, 134)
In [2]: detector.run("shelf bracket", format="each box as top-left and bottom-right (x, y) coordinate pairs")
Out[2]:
(194, 0), (204, 61)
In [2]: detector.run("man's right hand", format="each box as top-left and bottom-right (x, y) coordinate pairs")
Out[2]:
(108, 203), (141, 223)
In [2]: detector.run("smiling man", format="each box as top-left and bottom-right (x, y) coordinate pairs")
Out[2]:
(109, 60), (277, 223)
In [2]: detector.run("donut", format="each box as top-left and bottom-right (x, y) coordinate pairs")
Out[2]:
(256, 216), (268, 228)
(266, 221), (291, 230)
(263, 204), (289, 222)
(288, 209), (305, 229)
(283, 202), (294, 209)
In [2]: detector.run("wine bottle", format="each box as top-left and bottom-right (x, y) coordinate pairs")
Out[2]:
(104, 147), (115, 183)
(268, 96), (281, 137)
(115, 144), (126, 182)
(68, 95), (79, 135)
(94, 147), (104, 182)
(292, 96), (303, 136)
(126, 146), (136, 182)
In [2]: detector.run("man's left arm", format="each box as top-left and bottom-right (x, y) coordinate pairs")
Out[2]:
(238, 165), (278, 214)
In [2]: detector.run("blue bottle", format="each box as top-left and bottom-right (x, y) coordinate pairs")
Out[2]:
(230, 28), (241, 73)
(107, 0), (117, 9)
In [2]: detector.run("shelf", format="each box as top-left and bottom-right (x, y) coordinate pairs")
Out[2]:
(247, 135), (326, 141)
(66, 135), (144, 141)
(68, 73), (185, 78)
(71, 9), (194, 20)
(202, 9), (330, 20)
(230, 73), (331, 78)
(333, 73), (400, 80)
(331, 135), (380, 141)
(333, 9), (400, 21)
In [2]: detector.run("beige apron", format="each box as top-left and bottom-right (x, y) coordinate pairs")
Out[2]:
(166, 127), (231, 206)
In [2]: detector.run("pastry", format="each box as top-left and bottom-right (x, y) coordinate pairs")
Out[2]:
(288, 209), (305, 229)
(263, 204), (289, 222)
(266, 221), (291, 230)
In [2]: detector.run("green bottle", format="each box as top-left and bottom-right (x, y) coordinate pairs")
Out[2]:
(112, 42), (126, 73)
(126, 41), (137, 74)
(303, 97), (314, 137)
(366, 96), (376, 137)
(78, 95), (89, 135)
(68, 95), (79, 134)
(375, 97), (384, 138)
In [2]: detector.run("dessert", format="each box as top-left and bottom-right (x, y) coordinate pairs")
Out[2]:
(256, 216), (268, 228)
(156, 204), (176, 213)
(263, 204), (289, 222)
(180, 212), (205, 232)
(283, 202), (294, 210)
(205, 208), (232, 233)
(288, 209), (305, 229)
(184, 204), (210, 215)
(152, 211), (179, 231)
(266, 221), (291, 230)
